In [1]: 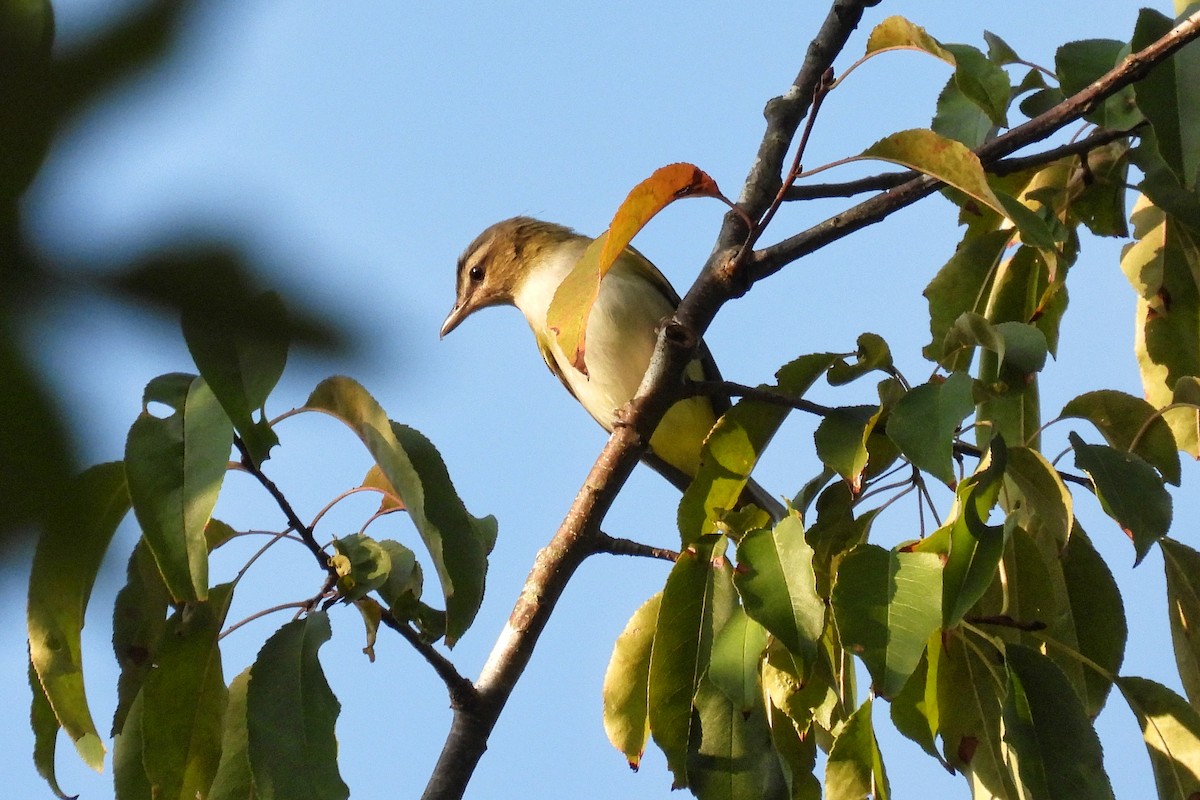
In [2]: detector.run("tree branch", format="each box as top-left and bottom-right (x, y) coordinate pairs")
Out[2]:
(593, 531), (679, 562)
(378, 608), (477, 708)
(782, 124), (1144, 201)
(753, 9), (1200, 280)
(234, 436), (336, 578)
(682, 379), (836, 417)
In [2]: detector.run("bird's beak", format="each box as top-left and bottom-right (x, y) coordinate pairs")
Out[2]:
(439, 303), (468, 339)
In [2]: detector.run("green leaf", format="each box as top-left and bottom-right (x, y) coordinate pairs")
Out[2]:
(937, 632), (1018, 797)
(330, 533), (392, 601)
(113, 690), (152, 800)
(889, 645), (946, 766)
(679, 395), (789, 544)
(1132, 9), (1200, 191)
(27, 462), (130, 773)
(375, 539), (423, 614)
(1004, 445), (1073, 549)
(142, 583), (233, 800)
(1061, 526), (1126, 716)
(1056, 39), (1142, 129)
(125, 374), (232, 603)
(707, 607), (768, 715)
(766, 703), (821, 800)
(733, 515), (825, 670)
(946, 313), (1048, 376)
(303, 377), (494, 645)
(602, 592), (660, 769)
(182, 289), (287, 466)
(1069, 432), (1172, 565)
(1121, 197), (1200, 457)
(814, 406), (878, 491)
(934, 438), (1007, 627)
(209, 669), (255, 800)
(1002, 644), (1115, 799)
(831, 544), (942, 698)
(885, 371), (974, 484)
(923, 229), (1013, 367)
(856, 129), (1005, 215)
(688, 677), (788, 800)
(247, 612), (348, 800)
(932, 74), (994, 148)
(805, 483), (877, 599)
(825, 699), (889, 800)
(944, 43), (1010, 126)
(1061, 389), (1181, 485)
(30, 661), (73, 800)
(1172, 376), (1200, 458)
(112, 541), (170, 736)
(1118, 676), (1200, 799)
(648, 539), (731, 788)
(1162, 538), (1200, 709)
(827, 332), (893, 386)
(983, 30), (1021, 65)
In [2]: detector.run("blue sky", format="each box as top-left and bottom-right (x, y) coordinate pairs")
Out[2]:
(5, 2), (1194, 798)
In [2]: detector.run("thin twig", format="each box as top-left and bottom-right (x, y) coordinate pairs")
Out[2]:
(593, 531), (679, 562)
(235, 436), (336, 577)
(682, 379), (835, 417)
(378, 608), (477, 708)
(966, 613), (1048, 633)
(219, 601), (310, 640)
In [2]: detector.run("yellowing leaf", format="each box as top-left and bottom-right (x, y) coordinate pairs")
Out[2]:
(864, 16), (953, 63)
(856, 129), (1005, 216)
(547, 162), (722, 374)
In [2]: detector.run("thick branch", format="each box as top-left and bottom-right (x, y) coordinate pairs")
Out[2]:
(378, 608), (476, 708)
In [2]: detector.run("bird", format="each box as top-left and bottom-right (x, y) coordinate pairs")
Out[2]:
(440, 216), (781, 518)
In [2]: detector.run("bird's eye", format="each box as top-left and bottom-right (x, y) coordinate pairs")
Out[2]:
(469, 265), (484, 282)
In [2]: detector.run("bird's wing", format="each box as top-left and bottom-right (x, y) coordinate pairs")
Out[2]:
(533, 327), (581, 401)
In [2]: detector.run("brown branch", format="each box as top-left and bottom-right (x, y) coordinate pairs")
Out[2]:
(378, 608), (477, 708)
(420, 8), (1200, 800)
(966, 614), (1048, 632)
(419, 6), (879, 799)
(593, 531), (679, 562)
(234, 436), (336, 578)
(753, 9), (1200, 281)
(782, 124), (1144, 201)
(682, 379), (835, 417)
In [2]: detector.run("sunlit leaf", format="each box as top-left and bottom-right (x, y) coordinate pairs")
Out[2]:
(125, 373), (232, 603)
(707, 606), (768, 714)
(814, 406), (878, 491)
(1121, 196), (1200, 457)
(648, 539), (734, 788)
(923, 229), (1013, 367)
(603, 592), (661, 770)
(885, 371), (974, 484)
(141, 583), (233, 800)
(733, 515), (825, 670)
(1061, 389), (1181, 485)
(890, 644), (947, 766)
(805, 483), (877, 599)
(856, 129), (1005, 216)
(1004, 445), (1073, 550)
(27, 462), (130, 774)
(30, 661), (73, 800)
(943, 43), (1010, 126)
(831, 544), (942, 698)
(546, 163), (721, 374)
(1069, 432), (1172, 565)
(1162, 538), (1200, 709)
(1118, 675), (1200, 799)
(1002, 644), (1115, 799)
(827, 333), (893, 385)
(330, 533), (392, 602)
(826, 699), (890, 800)
(1132, 9), (1200, 192)
(937, 631), (1018, 797)
(303, 377), (494, 645)
(247, 612), (348, 800)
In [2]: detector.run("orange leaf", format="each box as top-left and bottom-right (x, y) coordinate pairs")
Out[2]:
(547, 163), (723, 375)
